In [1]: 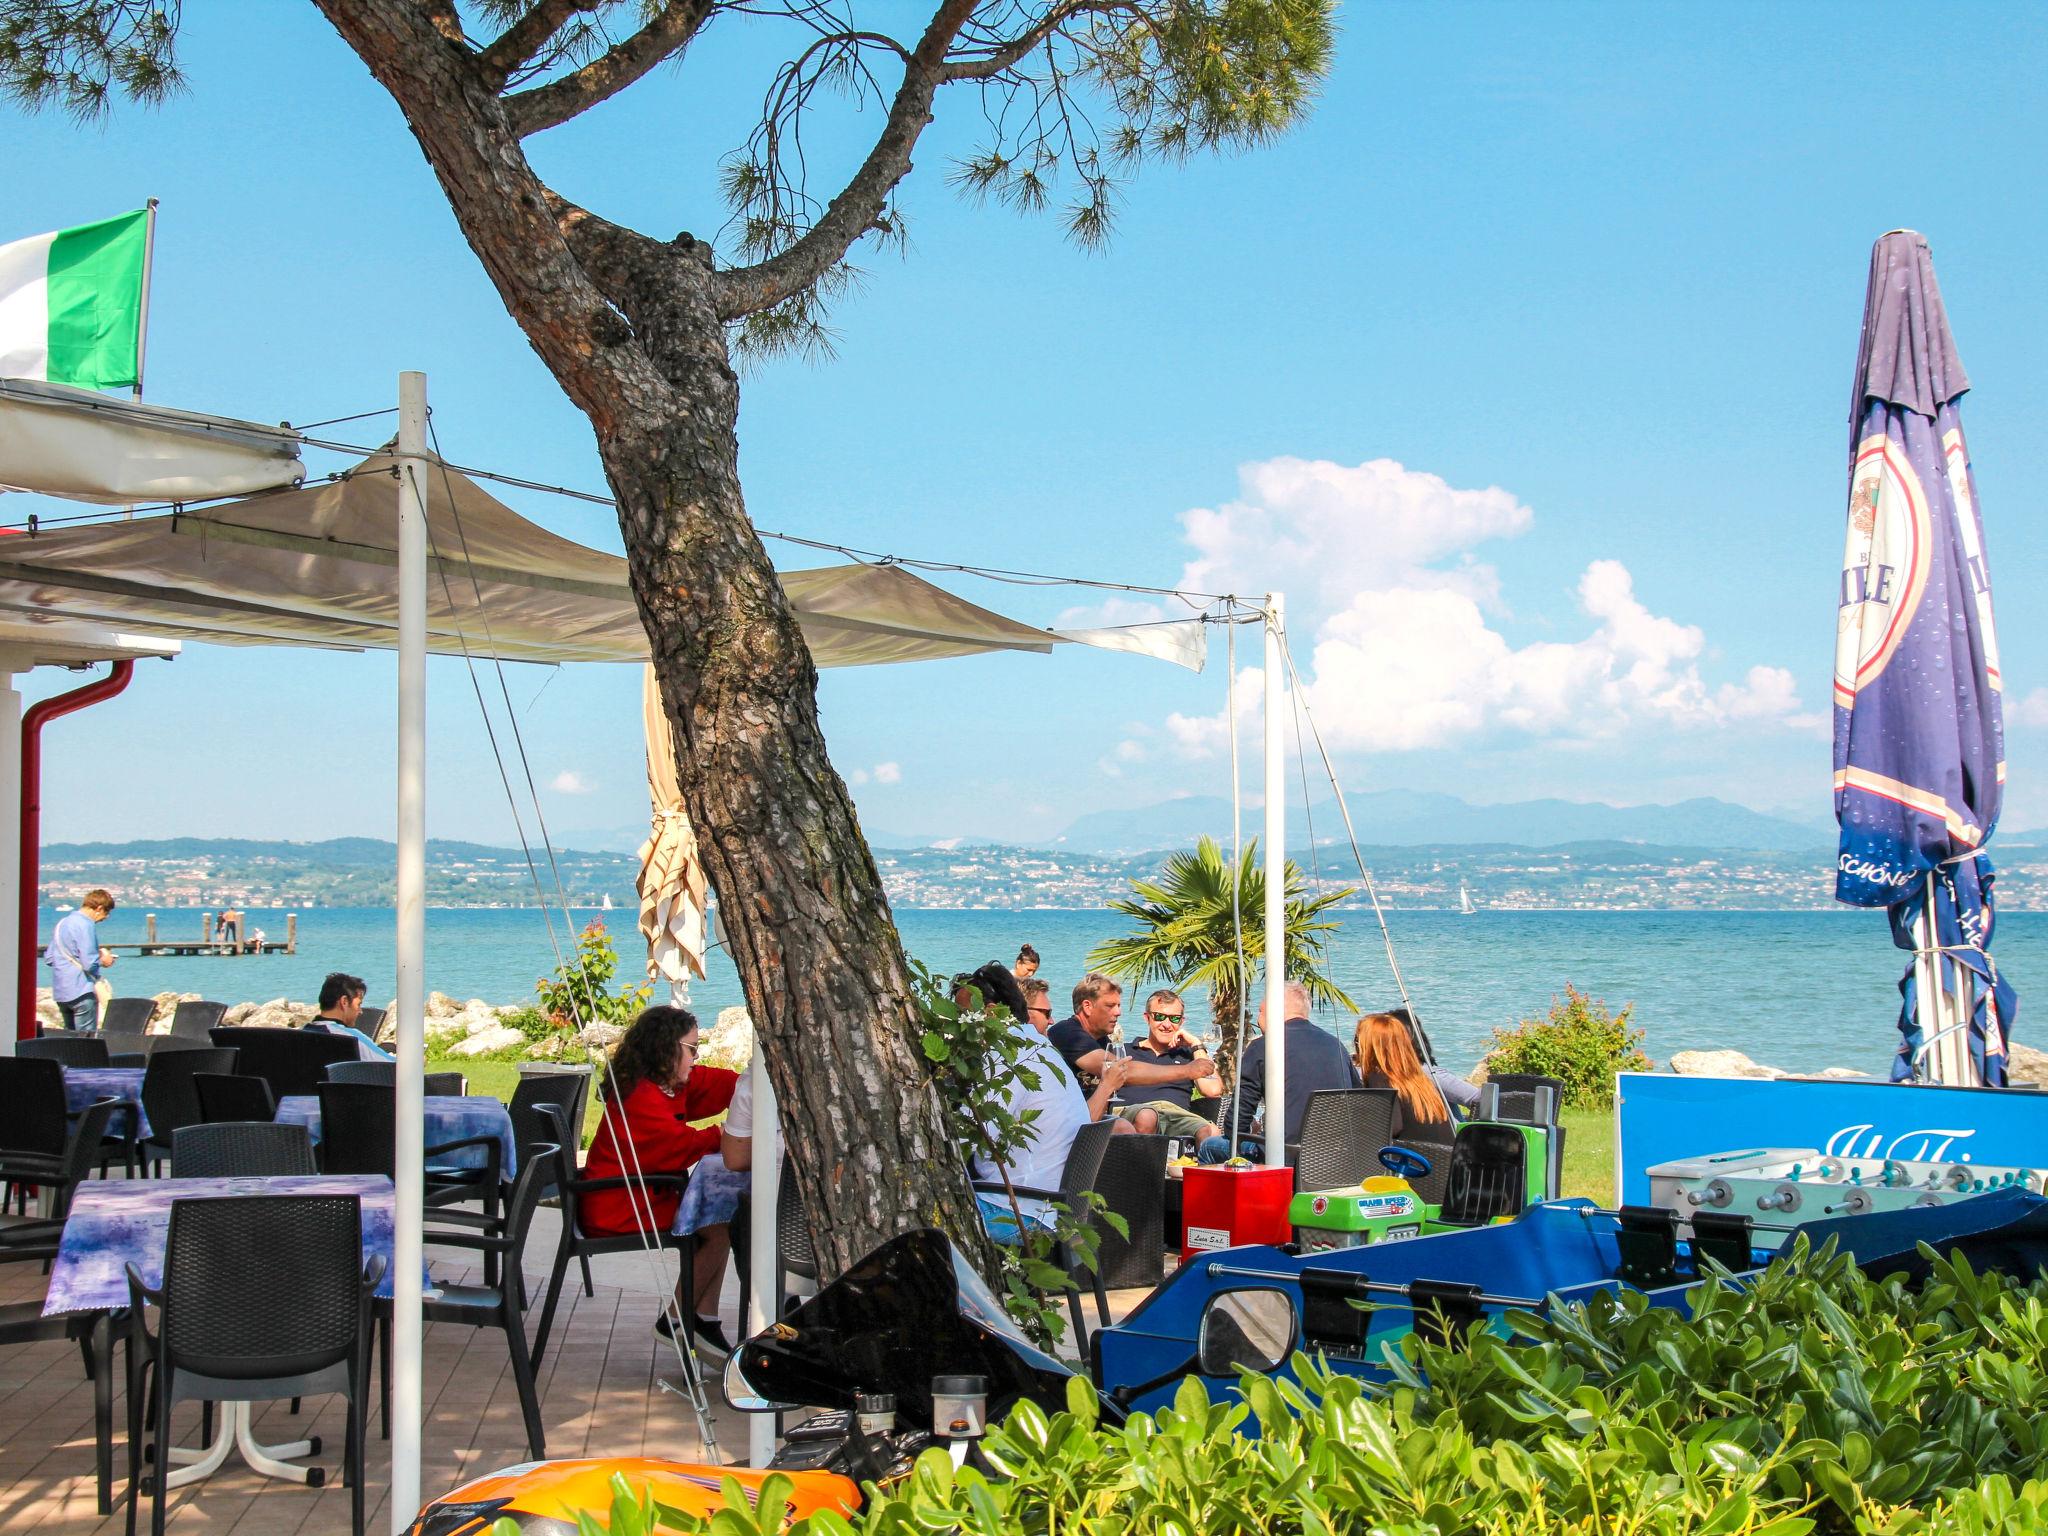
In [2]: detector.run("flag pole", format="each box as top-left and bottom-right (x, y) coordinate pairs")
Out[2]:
(126, 199), (159, 522)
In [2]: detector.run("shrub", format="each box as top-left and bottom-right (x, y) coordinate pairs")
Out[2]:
(1484, 982), (1649, 1108)
(600, 1238), (2048, 1536)
(533, 919), (650, 1033)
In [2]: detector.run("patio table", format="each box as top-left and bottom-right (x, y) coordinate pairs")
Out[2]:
(61, 1064), (149, 1140)
(274, 1092), (518, 1177)
(44, 1174), (418, 1492)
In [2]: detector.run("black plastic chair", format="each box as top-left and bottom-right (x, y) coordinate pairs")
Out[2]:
(1489, 1073), (1564, 1127)
(733, 1160), (820, 1328)
(325, 1060), (395, 1086)
(1395, 1132), (1455, 1205)
(100, 998), (157, 1035)
(411, 1144), (561, 1458)
(167, 1001), (229, 1041)
(508, 1071), (590, 1158)
(970, 1117), (1116, 1346)
(139, 1048), (239, 1175)
(532, 1145), (699, 1370)
(0, 1056), (71, 1210)
(20, 1035), (110, 1067)
(194, 1072), (278, 1124)
(353, 1006), (387, 1043)
(1, 1098), (119, 1245)
(314, 1085), (504, 1247)
(169, 1122), (317, 1178)
(1288, 1088), (1400, 1190)
(1090, 1132), (1171, 1290)
(127, 1194), (382, 1536)
(209, 1027), (360, 1100)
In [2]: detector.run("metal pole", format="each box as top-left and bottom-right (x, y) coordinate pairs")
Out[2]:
(0, 670), (19, 1055)
(1910, 880), (1941, 1083)
(1262, 594), (1287, 1169)
(132, 199), (158, 404)
(391, 371), (428, 1531)
(747, 1048), (779, 1467)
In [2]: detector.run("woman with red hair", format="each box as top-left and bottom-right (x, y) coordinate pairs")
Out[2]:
(1351, 1012), (1455, 1140)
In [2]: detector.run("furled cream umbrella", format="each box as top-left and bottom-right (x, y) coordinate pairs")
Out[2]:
(636, 664), (708, 1000)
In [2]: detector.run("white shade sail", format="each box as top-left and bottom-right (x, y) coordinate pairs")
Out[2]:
(0, 379), (305, 505)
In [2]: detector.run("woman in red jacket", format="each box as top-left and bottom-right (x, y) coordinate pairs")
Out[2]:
(580, 1005), (738, 1350)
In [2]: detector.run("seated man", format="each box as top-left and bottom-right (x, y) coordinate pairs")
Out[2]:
(303, 971), (395, 1063)
(973, 1024), (1128, 1241)
(1114, 988), (1223, 1147)
(1047, 973), (1214, 1108)
(1199, 979), (1360, 1163)
(1018, 977), (1055, 1035)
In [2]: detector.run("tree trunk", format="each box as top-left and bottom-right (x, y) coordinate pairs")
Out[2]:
(313, 0), (994, 1280)
(1211, 981), (1244, 1097)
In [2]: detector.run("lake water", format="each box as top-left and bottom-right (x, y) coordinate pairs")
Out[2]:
(48, 904), (2042, 1078)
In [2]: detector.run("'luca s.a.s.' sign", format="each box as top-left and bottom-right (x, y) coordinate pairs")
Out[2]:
(1614, 1073), (2048, 1206)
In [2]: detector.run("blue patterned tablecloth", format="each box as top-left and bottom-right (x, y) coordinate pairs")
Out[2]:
(673, 1152), (748, 1236)
(275, 1094), (517, 1177)
(44, 1174), (403, 1315)
(63, 1066), (149, 1140)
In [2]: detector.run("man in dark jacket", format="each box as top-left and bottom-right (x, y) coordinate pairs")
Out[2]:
(1199, 979), (1359, 1162)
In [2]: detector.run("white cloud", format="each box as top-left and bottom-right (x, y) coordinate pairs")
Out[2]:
(1097, 738), (1151, 778)
(2012, 688), (2048, 730)
(847, 768), (870, 785)
(872, 761), (902, 785)
(548, 770), (594, 795)
(1158, 458), (1809, 757)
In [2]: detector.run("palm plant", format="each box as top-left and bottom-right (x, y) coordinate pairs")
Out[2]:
(1087, 837), (1358, 1089)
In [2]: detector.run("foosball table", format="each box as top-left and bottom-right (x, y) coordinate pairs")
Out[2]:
(1646, 1146), (2047, 1223)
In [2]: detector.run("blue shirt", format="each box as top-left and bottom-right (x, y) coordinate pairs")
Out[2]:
(44, 910), (101, 1003)
(306, 1018), (394, 1064)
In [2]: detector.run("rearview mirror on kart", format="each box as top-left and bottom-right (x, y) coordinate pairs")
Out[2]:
(1197, 1287), (1296, 1377)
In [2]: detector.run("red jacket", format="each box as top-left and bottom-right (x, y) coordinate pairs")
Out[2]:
(578, 1067), (738, 1237)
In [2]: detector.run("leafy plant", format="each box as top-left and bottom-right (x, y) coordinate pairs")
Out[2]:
(910, 958), (1123, 1348)
(1483, 983), (1649, 1108)
(622, 1236), (2048, 1536)
(1088, 835), (1357, 1087)
(534, 919), (651, 1034)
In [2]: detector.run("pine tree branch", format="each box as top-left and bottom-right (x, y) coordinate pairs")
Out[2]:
(935, 0), (1137, 84)
(474, 0), (591, 92)
(501, 0), (715, 138)
(711, 0), (977, 321)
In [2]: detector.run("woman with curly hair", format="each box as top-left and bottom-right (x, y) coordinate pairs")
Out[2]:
(579, 1004), (738, 1351)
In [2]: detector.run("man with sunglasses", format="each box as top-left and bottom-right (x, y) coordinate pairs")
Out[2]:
(1018, 977), (1055, 1034)
(1049, 973), (1214, 1101)
(1114, 989), (1224, 1145)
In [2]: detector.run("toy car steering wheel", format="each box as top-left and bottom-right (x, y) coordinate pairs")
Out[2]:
(1379, 1145), (1433, 1180)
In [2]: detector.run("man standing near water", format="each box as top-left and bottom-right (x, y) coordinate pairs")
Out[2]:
(45, 889), (116, 1031)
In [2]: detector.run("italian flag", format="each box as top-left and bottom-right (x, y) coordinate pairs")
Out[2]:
(0, 210), (151, 390)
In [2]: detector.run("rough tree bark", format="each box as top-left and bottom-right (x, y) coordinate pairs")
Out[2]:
(311, 0), (990, 1277)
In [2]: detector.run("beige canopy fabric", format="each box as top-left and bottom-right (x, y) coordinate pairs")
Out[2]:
(0, 379), (305, 505)
(0, 449), (1163, 667)
(637, 664), (709, 988)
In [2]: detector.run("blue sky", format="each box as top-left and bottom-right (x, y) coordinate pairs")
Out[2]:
(8, 3), (2047, 849)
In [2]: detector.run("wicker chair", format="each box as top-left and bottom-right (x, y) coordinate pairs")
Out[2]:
(354, 1006), (387, 1043)
(210, 1027), (361, 1099)
(531, 1149), (702, 1371)
(127, 1194), (382, 1535)
(324, 1060), (394, 1086)
(139, 1048), (239, 1175)
(20, 1035), (109, 1067)
(1090, 1132), (1171, 1291)
(194, 1072), (279, 1124)
(732, 1160), (821, 1328)
(167, 1000), (230, 1040)
(1, 1099), (118, 1241)
(0, 1056), (74, 1209)
(971, 1117), (1116, 1346)
(1489, 1074), (1564, 1126)
(314, 1084), (503, 1190)
(169, 1121), (317, 1178)
(410, 1145), (562, 1458)
(100, 997), (157, 1035)
(1288, 1088), (1399, 1190)
(1392, 1131), (1455, 1205)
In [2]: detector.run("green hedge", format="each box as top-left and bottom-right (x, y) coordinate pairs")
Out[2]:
(1483, 983), (1650, 1109)
(628, 1236), (2048, 1536)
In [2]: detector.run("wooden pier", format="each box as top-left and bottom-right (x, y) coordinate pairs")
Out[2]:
(100, 911), (298, 958)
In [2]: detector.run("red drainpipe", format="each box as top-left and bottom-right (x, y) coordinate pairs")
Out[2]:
(19, 661), (135, 1038)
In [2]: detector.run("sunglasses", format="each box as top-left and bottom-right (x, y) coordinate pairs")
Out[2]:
(1027, 1005), (1053, 1017)
(1146, 1011), (1185, 1024)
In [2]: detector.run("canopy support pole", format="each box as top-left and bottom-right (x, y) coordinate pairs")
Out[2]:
(391, 371), (427, 1532)
(1914, 873), (1977, 1087)
(748, 1051), (780, 1466)
(1262, 593), (1287, 1167)
(0, 670), (19, 1057)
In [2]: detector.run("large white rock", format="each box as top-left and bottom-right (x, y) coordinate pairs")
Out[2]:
(1668, 1049), (1783, 1079)
(2007, 1042), (2048, 1088)
(426, 991), (461, 1019)
(700, 1006), (754, 1071)
(446, 1022), (527, 1058)
(150, 991), (199, 1026)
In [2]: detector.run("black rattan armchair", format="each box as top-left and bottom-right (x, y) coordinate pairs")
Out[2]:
(193, 1072), (278, 1124)
(168, 1122), (317, 1178)
(139, 1048), (239, 1175)
(970, 1117), (1116, 1346)
(20, 1035), (109, 1067)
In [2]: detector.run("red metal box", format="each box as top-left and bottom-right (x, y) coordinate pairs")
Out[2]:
(1180, 1164), (1295, 1259)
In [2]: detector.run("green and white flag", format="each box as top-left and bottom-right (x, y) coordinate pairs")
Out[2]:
(0, 209), (151, 390)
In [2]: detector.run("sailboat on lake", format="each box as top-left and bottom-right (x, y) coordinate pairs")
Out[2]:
(1458, 880), (1477, 916)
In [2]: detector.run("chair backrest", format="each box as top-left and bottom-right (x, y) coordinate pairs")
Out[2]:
(20, 1035), (109, 1067)
(1292, 1088), (1399, 1190)
(776, 1160), (818, 1281)
(315, 1082), (396, 1176)
(355, 1006), (387, 1041)
(1396, 1132), (1455, 1205)
(171, 1121), (318, 1177)
(508, 1071), (590, 1155)
(0, 1056), (72, 1158)
(169, 1000), (230, 1040)
(211, 1027), (362, 1099)
(195, 1072), (279, 1124)
(326, 1060), (396, 1086)
(55, 1098), (121, 1192)
(1056, 1117), (1117, 1201)
(101, 997), (158, 1035)
(160, 1194), (367, 1379)
(141, 1048), (240, 1146)
(423, 1072), (466, 1097)
(1438, 1123), (1532, 1227)
(1488, 1074), (1563, 1128)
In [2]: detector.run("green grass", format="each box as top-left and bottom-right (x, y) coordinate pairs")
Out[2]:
(1558, 1105), (1615, 1204)
(429, 1052), (600, 1147)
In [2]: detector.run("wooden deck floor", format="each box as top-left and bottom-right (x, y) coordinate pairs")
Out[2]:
(1, 1206), (754, 1535)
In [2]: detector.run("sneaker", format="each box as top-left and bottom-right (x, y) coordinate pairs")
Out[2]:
(690, 1315), (734, 1357)
(653, 1310), (679, 1340)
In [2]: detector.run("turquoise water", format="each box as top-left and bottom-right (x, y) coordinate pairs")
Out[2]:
(50, 904), (2042, 1078)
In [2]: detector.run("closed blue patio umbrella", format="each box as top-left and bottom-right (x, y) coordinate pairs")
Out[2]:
(1833, 230), (2014, 1085)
